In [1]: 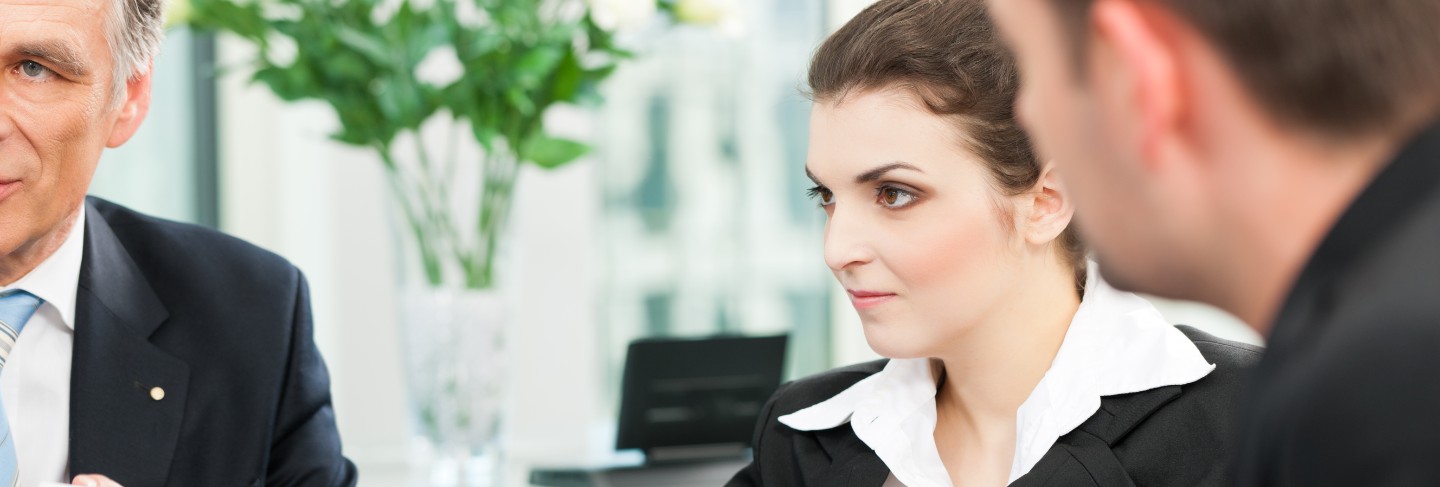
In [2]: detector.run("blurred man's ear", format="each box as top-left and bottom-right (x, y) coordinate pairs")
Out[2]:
(106, 65), (154, 148)
(1089, 0), (1184, 168)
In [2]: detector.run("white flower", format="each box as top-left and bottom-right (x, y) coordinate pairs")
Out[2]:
(454, 0), (491, 28)
(673, 0), (732, 25)
(416, 45), (465, 87)
(675, 0), (745, 37)
(265, 32), (298, 66)
(587, 0), (658, 31)
(371, 0), (402, 25)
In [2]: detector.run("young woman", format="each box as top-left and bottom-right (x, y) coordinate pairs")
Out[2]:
(729, 0), (1260, 485)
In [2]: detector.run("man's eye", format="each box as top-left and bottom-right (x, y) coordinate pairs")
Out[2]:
(19, 60), (53, 80)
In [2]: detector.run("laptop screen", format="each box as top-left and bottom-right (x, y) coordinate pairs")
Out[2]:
(616, 334), (788, 452)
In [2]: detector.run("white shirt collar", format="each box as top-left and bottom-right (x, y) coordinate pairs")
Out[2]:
(778, 263), (1216, 486)
(1, 207), (85, 330)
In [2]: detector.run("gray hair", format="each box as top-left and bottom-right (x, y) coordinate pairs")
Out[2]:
(104, 0), (167, 104)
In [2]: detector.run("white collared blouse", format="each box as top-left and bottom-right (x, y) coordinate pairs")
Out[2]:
(777, 265), (1216, 487)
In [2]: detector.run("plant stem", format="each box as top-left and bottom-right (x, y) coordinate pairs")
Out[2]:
(379, 144), (444, 286)
(412, 129), (473, 277)
(480, 166), (517, 288)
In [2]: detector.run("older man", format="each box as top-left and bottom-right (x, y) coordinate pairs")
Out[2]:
(986, 0), (1440, 484)
(0, 0), (356, 485)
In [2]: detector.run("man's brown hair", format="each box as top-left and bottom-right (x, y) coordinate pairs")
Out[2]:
(809, 0), (1088, 296)
(1050, 0), (1440, 139)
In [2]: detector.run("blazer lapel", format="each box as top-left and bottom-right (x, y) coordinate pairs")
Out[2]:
(803, 426), (890, 487)
(68, 202), (187, 487)
(1011, 385), (1183, 487)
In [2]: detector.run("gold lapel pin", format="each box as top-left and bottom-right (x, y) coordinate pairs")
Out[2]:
(150, 387), (165, 401)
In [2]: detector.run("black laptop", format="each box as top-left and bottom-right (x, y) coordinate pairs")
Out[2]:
(531, 334), (788, 486)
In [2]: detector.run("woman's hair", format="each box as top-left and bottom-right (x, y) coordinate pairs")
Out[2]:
(808, 0), (1087, 296)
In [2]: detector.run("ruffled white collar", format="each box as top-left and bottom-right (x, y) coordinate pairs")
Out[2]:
(778, 265), (1215, 486)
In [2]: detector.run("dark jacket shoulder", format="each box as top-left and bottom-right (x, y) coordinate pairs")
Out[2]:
(767, 325), (1261, 422)
(77, 196), (356, 487)
(1178, 324), (1264, 368)
(731, 326), (1263, 487)
(1058, 325), (1260, 487)
(89, 196), (301, 293)
(764, 359), (887, 417)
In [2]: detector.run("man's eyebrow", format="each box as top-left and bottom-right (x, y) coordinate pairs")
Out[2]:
(15, 40), (90, 77)
(855, 162), (923, 184)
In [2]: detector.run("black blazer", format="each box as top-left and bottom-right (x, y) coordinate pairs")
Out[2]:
(729, 325), (1261, 486)
(66, 197), (357, 486)
(1234, 121), (1440, 486)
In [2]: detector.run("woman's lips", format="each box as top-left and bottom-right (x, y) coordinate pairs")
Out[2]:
(847, 289), (897, 309)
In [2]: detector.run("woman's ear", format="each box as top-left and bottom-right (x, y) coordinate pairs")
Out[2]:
(1023, 164), (1076, 246)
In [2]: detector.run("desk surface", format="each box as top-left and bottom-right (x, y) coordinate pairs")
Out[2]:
(357, 454), (748, 486)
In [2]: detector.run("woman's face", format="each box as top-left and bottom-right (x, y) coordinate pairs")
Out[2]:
(806, 88), (1029, 359)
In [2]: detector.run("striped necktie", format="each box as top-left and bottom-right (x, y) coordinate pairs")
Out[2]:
(0, 291), (43, 487)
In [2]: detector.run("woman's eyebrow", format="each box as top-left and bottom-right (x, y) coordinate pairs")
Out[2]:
(855, 162), (923, 183)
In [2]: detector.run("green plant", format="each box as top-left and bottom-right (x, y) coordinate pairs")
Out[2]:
(186, 0), (685, 288)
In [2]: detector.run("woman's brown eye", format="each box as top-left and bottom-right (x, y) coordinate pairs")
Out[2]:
(877, 186), (917, 208)
(806, 186), (836, 206)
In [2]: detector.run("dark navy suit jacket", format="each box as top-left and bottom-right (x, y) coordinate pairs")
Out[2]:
(66, 197), (357, 486)
(730, 325), (1261, 486)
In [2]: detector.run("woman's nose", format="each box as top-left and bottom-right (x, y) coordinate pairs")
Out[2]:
(822, 206), (876, 273)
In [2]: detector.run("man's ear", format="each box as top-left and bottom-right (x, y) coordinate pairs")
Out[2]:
(1089, 0), (1185, 166)
(106, 65), (154, 148)
(1023, 164), (1075, 246)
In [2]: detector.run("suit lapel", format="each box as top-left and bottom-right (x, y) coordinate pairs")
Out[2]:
(803, 426), (889, 487)
(1010, 386), (1182, 487)
(68, 202), (187, 487)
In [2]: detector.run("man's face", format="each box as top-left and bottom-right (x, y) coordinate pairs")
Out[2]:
(0, 0), (136, 264)
(986, 0), (1176, 294)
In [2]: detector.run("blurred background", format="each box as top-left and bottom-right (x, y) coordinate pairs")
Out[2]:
(95, 0), (1261, 485)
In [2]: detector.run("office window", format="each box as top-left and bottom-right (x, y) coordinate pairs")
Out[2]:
(91, 29), (218, 227)
(596, 0), (833, 404)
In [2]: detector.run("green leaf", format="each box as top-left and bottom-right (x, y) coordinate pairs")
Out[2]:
(406, 23), (453, 68)
(471, 122), (499, 153)
(330, 127), (373, 146)
(252, 64), (311, 101)
(513, 46), (564, 87)
(524, 135), (589, 169)
(334, 26), (395, 68)
(185, 0), (638, 177)
(326, 92), (389, 146)
(504, 88), (535, 116)
(186, 0), (269, 40)
(375, 78), (435, 129)
(547, 50), (583, 104)
(324, 51), (374, 82)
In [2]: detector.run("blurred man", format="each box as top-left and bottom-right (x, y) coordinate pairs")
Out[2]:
(0, 0), (356, 485)
(986, 0), (1440, 484)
